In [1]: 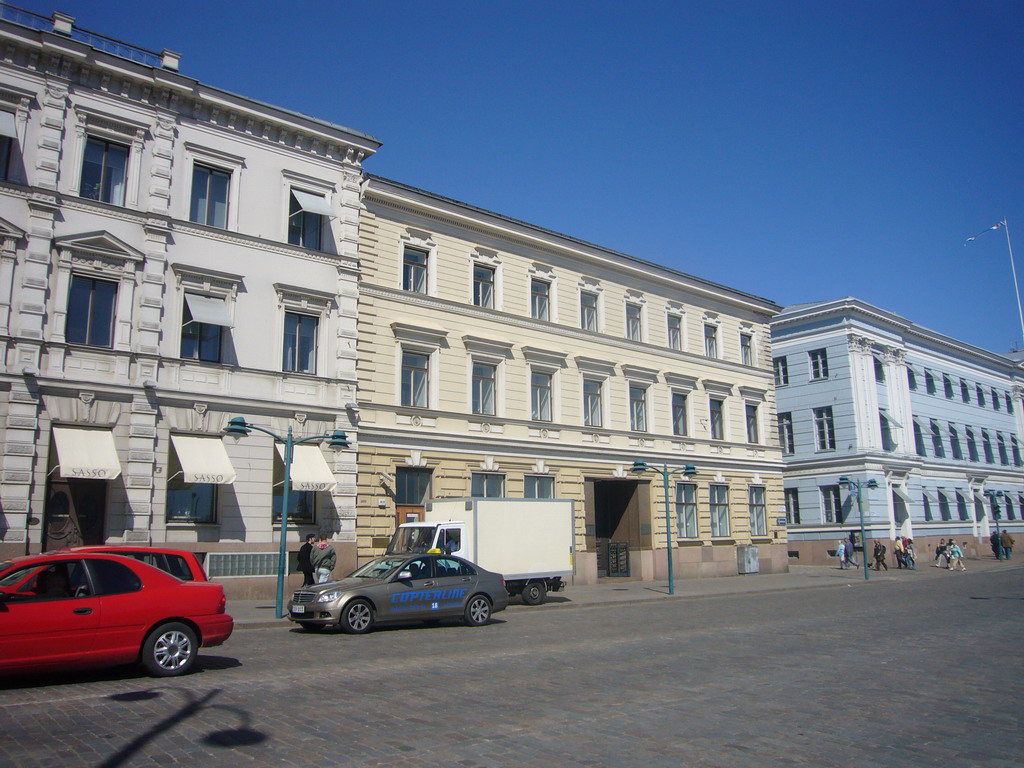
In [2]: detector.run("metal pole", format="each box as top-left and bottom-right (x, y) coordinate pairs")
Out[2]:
(276, 427), (294, 619)
(1003, 219), (1024, 345)
(857, 485), (870, 582)
(663, 464), (674, 595)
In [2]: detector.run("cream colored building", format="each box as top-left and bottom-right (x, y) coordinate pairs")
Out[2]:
(356, 176), (787, 583)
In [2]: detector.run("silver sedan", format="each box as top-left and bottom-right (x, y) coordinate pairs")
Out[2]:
(286, 553), (509, 633)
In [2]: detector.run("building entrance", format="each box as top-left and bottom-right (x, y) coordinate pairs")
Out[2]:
(43, 480), (106, 550)
(588, 479), (644, 577)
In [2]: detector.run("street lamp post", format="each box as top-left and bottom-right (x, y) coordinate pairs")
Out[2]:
(984, 489), (1004, 560)
(838, 476), (877, 582)
(224, 417), (350, 618)
(630, 460), (697, 595)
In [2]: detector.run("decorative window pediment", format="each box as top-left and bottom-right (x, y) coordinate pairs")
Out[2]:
(171, 263), (243, 299)
(664, 372), (698, 391)
(55, 231), (143, 276)
(523, 346), (568, 368)
(0, 215), (26, 248)
(576, 356), (616, 376)
(621, 364), (659, 383)
(392, 322), (448, 348)
(274, 282), (335, 316)
(462, 335), (514, 359)
(702, 379), (734, 396)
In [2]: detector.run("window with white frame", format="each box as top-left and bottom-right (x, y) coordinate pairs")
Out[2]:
(925, 370), (936, 394)
(982, 429), (994, 463)
(472, 361), (496, 416)
(997, 432), (1009, 465)
(777, 412), (794, 454)
(930, 419), (945, 458)
(282, 312), (318, 374)
(471, 472), (504, 498)
(784, 488), (800, 524)
(704, 324), (718, 358)
(675, 482), (698, 538)
(880, 411), (896, 451)
(907, 368), (917, 390)
(966, 426), (979, 462)
(943, 374), (954, 398)
(403, 246), (428, 293)
(913, 421), (927, 456)
(667, 314), (682, 350)
(960, 379), (970, 402)
(67, 275), (117, 347)
(524, 475), (554, 499)
(580, 291), (598, 331)
(80, 136), (129, 205)
(629, 385), (647, 431)
(166, 444), (218, 524)
(0, 111), (14, 182)
(813, 406), (835, 450)
(821, 485), (842, 523)
(1012, 436), (1022, 467)
(402, 351), (430, 408)
(956, 491), (969, 521)
(992, 387), (1000, 410)
(709, 397), (724, 440)
(671, 392), (687, 436)
(531, 370), (553, 421)
(874, 357), (886, 382)
(181, 294), (230, 363)
(949, 424), (963, 460)
(583, 378), (603, 428)
(189, 164), (230, 228)
(938, 491), (952, 521)
(625, 303), (642, 342)
(710, 484), (730, 537)
(976, 384), (985, 406)
(473, 264), (495, 308)
(531, 279), (550, 320)
(809, 348), (829, 380)
(288, 188), (330, 250)
(1005, 392), (1013, 413)
(740, 333), (753, 366)
(774, 356), (789, 386)
(745, 403), (759, 443)
(749, 486), (767, 536)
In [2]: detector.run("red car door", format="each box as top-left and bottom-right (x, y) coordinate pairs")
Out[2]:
(85, 557), (154, 665)
(0, 560), (100, 673)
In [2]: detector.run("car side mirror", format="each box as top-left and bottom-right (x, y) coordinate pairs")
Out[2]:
(397, 570), (412, 581)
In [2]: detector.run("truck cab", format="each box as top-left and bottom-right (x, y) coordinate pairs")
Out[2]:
(387, 523), (465, 558)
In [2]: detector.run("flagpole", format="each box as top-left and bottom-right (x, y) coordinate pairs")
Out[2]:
(1002, 218), (1024, 345)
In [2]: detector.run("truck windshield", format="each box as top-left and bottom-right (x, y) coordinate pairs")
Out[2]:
(388, 526), (434, 554)
(348, 557), (409, 580)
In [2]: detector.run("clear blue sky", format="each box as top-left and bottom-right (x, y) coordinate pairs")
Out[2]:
(16, 0), (1024, 354)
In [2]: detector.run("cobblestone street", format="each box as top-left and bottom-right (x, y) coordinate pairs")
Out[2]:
(2, 566), (1021, 767)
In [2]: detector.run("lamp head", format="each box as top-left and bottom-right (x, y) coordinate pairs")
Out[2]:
(630, 460), (650, 474)
(838, 476), (851, 488)
(224, 416), (251, 438)
(327, 430), (350, 450)
(682, 464), (698, 477)
(866, 479), (878, 489)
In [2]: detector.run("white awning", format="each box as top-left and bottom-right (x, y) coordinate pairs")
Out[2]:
(922, 488), (940, 503)
(184, 294), (233, 327)
(52, 427), (122, 480)
(170, 434), (236, 484)
(0, 111), (16, 139)
(879, 410), (902, 428)
(276, 443), (337, 492)
(892, 486), (914, 505)
(291, 189), (333, 217)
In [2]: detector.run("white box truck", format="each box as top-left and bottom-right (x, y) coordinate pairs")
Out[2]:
(386, 498), (575, 605)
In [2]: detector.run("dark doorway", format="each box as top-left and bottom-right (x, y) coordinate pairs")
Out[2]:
(589, 479), (642, 577)
(43, 480), (107, 550)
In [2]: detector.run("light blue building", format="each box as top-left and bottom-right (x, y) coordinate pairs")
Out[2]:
(772, 298), (1023, 565)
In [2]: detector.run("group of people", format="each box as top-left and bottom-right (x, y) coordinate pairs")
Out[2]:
(989, 530), (1015, 561)
(298, 533), (337, 586)
(839, 534), (998, 573)
(931, 539), (967, 571)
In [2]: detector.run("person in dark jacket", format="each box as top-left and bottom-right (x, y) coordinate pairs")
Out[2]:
(1001, 530), (1014, 560)
(873, 541), (888, 571)
(298, 533), (316, 586)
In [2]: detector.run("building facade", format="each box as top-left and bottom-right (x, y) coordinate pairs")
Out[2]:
(772, 297), (1024, 564)
(355, 176), (787, 583)
(0, 8), (379, 595)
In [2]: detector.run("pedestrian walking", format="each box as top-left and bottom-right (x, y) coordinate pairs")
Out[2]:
(990, 530), (1003, 560)
(947, 541), (966, 571)
(836, 540), (847, 569)
(933, 538), (947, 567)
(904, 538), (916, 570)
(298, 533), (316, 586)
(894, 537), (906, 569)
(1000, 530), (1014, 560)
(311, 533), (337, 583)
(845, 531), (860, 568)
(873, 541), (888, 571)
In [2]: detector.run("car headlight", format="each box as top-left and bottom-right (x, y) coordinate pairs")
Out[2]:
(319, 590), (344, 603)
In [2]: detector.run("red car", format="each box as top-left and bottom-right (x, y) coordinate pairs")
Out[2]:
(0, 552), (233, 678)
(60, 546), (208, 582)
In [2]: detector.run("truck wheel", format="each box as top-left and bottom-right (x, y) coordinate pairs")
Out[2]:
(141, 622), (197, 677)
(340, 599), (374, 634)
(521, 582), (547, 606)
(464, 594), (492, 626)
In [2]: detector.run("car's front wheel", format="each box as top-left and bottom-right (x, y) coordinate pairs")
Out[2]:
(141, 622), (198, 677)
(339, 599), (374, 634)
(464, 594), (492, 627)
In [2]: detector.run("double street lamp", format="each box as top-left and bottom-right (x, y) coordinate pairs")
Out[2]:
(224, 417), (350, 618)
(984, 489), (1004, 560)
(630, 460), (698, 595)
(838, 476), (877, 582)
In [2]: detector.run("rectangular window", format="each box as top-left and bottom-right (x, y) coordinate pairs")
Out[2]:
(809, 348), (829, 380)
(813, 406), (835, 450)
(402, 351), (429, 408)
(166, 448), (217, 524)
(1006, 393), (1013, 413)
(982, 429), (994, 463)
(403, 247), (428, 293)
(938, 491), (952, 521)
(667, 315), (682, 350)
(80, 136), (128, 205)
(961, 379), (970, 403)
(472, 362), (496, 416)
(473, 264), (495, 308)
(531, 371), (552, 421)
(675, 482), (698, 538)
(997, 433), (1009, 465)
(874, 357), (885, 382)
(745, 403), (759, 443)
(580, 291), (598, 331)
(625, 304), (642, 341)
(282, 312), (317, 373)
(992, 388), (1000, 410)
(913, 421), (927, 456)
(67, 275), (117, 347)
(709, 398), (724, 440)
(749, 486), (767, 537)
(949, 424), (963, 460)
(773, 356), (789, 386)
(530, 279), (550, 320)
(740, 333), (753, 366)
(273, 489), (315, 524)
(777, 412), (794, 454)
(671, 392), (687, 436)
(966, 427), (979, 462)
(976, 385), (985, 406)
(704, 324), (718, 358)
(880, 411), (896, 451)
(956, 492), (969, 521)
(821, 485), (842, 523)
(583, 379), (603, 428)
(943, 375), (954, 398)
(287, 190), (325, 250)
(1012, 436), (1022, 467)
(907, 368), (917, 390)
(180, 295), (225, 363)
(189, 164), (229, 228)
(784, 488), (801, 525)
(629, 385), (647, 431)
(396, 468), (431, 505)
(923, 495), (932, 522)
(0, 132), (11, 182)
(471, 472), (504, 498)
(710, 485), (730, 537)
(930, 420), (945, 458)
(524, 475), (554, 499)
(925, 370), (936, 394)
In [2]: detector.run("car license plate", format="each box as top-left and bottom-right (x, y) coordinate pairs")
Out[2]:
(291, 605), (305, 614)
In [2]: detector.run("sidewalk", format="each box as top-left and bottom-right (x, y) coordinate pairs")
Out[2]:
(226, 556), (1021, 629)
